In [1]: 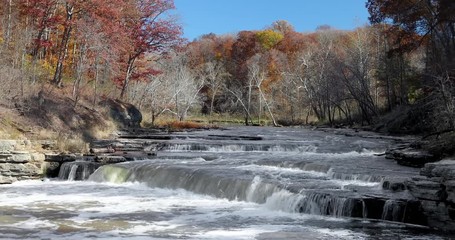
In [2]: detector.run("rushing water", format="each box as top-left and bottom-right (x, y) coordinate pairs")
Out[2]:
(0, 127), (451, 239)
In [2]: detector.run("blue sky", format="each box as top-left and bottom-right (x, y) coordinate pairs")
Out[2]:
(174, 0), (370, 40)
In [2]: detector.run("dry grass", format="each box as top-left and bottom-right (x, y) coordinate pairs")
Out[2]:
(150, 120), (218, 131)
(30, 129), (88, 153)
(167, 121), (206, 130)
(55, 133), (89, 153)
(0, 84), (119, 153)
(0, 106), (30, 139)
(88, 120), (117, 139)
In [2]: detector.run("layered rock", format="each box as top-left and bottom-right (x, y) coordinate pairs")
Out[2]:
(405, 160), (455, 231)
(385, 147), (439, 167)
(0, 140), (48, 184)
(44, 129), (163, 180)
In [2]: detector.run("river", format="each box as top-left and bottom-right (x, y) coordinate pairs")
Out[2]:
(0, 127), (451, 239)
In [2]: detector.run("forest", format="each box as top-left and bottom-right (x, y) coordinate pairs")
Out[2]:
(0, 0), (454, 135)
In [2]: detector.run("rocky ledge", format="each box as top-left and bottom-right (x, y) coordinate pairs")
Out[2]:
(385, 145), (440, 168)
(43, 128), (165, 181)
(405, 160), (455, 231)
(0, 139), (52, 184)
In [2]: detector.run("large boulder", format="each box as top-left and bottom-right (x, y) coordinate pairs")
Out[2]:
(100, 99), (142, 128)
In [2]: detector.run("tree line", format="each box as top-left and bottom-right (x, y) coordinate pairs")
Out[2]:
(1, 0), (454, 132)
(127, 20), (425, 126)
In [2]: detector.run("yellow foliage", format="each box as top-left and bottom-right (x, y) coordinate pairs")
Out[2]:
(256, 30), (284, 50)
(41, 59), (56, 75)
(215, 52), (223, 60)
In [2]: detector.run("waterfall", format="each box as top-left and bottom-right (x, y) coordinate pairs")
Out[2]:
(58, 161), (101, 181)
(86, 159), (427, 226)
(381, 200), (405, 221)
(362, 200), (368, 218)
(327, 169), (384, 182)
(302, 163), (331, 173)
(297, 192), (363, 217)
(263, 190), (305, 212)
(89, 163), (281, 203)
(161, 143), (317, 153)
(246, 176), (262, 202)
(67, 164), (78, 181)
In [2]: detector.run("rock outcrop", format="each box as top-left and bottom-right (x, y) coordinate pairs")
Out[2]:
(44, 128), (165, 181)
(386, 147), (439, 167)
(406, 160), (455, 231)
(384, 139), (441, 168)
(0, 140), (49, 184)
(100, 99), (142, 128)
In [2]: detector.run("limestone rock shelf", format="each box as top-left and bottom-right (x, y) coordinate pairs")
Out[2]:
(0, 140), (48, 184)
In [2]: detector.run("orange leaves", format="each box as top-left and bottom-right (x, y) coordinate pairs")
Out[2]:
(367, 0), (454, 51)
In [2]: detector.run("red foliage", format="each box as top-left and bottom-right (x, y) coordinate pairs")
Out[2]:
(117, 0), (184, 98)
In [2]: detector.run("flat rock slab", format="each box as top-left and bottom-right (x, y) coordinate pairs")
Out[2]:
(0, 163), (41, 177)
(45, 154), (77, 163)
(0, 140), (16, 152)
(387, 148), (438, 167)
(0, 175), (15, 184)
(207, 135), (263, 141)
(420, 160), (455, 180)
(119, 135), (173, 140)
(0, 153), (13, 160)
(94, 155), (127, 164)
(7, 153), (31, 163)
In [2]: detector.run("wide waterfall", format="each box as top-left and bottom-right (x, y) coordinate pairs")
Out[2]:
(0, 126), (450, 239)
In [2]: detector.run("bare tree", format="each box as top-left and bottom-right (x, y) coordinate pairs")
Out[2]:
(159, 52), (204, 121)
(336, 27), (378, 124)
(248, 54), (278, 126)
(201, 61), (230, 117)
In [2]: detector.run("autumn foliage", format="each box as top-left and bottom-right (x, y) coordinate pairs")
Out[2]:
(0, 0), (182, 104)
(2, 2), (454, 131)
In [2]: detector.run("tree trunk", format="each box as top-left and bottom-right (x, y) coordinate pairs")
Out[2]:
(120, 56), (135, 100)
(93, 53), (99, 108)
(258, 87), (278, 127)
(246, 82), (253, 125)
(52, 4), (73, 87)
(4, 0), (12, 46)
(73, 42), (86, 108)
(209, 90), (217, 118)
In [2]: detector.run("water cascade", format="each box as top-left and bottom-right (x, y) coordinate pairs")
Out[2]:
(58, 161), (101, 181)
(2, 126), (445, 239)
(161, 142), (318, 153)
(89, 160), (426, 225)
